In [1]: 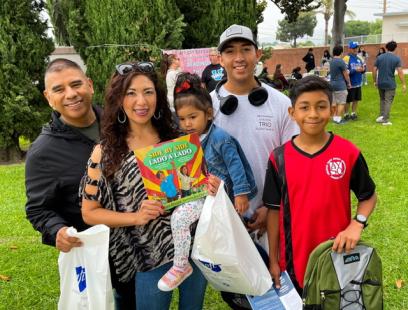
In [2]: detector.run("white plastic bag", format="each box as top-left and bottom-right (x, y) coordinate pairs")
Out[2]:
(58, 224), (114, 310)
(191, 182), (272, 296)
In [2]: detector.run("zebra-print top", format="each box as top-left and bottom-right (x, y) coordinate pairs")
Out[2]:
(80, 151), (174, 283)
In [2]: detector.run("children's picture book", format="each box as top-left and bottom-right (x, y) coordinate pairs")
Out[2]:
(246, 271), (302, 310)
(134, 134), (208, 210)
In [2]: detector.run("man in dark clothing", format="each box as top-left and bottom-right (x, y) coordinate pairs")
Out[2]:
(302, 48), (316, 73)
(201, 47), (226, 93)
(25, 58), (134, 309)
(25, 58), (99, 251)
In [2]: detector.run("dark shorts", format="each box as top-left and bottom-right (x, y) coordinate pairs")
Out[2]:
(347, 87), (362, 103)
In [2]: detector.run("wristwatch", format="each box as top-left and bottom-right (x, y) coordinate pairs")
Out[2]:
(354, 214), (368, 228)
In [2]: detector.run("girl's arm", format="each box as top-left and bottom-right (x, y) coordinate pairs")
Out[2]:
(218, 141), (253, 213)
(81, 145), (164, 228)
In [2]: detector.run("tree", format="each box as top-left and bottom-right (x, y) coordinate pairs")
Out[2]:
(0, 0), (54, 161)
(369, 19), (382, 35)
(344, 20), (371, 37)
(175, 0), (268, 48)
(48, 0), (186, 104)
(331, 0), (347, 46)
(46, 0), (71, 45)
(276, 12), (317, 47)
(315, 0), (355, 46)
(270, 0), (320, 22)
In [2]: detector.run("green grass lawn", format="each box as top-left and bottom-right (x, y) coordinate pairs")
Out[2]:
(1, 75), (407, 309)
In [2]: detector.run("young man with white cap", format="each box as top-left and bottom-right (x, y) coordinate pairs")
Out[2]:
(211, 23), (298, 237)
(210, 23), (298, 309)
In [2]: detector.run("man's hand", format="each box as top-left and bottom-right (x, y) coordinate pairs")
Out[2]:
(247, 206), (268, 234)
(207, 174), (221, 196)
(332, 220), (364, 254)
(234, 195), (249, 215)
(56, 226), (82, 253)
(402, 84), (407, 93)
(269, 262), (281, 289)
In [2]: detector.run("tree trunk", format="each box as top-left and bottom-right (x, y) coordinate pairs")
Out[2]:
(324, 17), (329, 46)
(0, 132), (24, 163)
(332, 0), (347, 48)
(0, 146), (23, 163)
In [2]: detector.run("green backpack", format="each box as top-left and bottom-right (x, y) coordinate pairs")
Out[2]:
(302, 240), (383, 310)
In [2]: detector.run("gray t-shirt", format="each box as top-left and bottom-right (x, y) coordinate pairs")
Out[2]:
(330, 58), (347, 91)
(374, 52), (402, 90)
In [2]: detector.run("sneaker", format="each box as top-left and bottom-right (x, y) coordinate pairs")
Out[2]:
(350, 114), (358, 120)
(382, 121), (392, 126)
(376, 116), (384, 123)
(333, 119), (347, 124)
(158, 264), (193, 291)
(344, 114), (351, 121)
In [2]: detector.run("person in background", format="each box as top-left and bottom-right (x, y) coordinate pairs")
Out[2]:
(265, 76), (376, 293)
(358, 46), (369, 85)
(302, 48), (316, 73)
(25, 58), (135, 309)
(272, 64), (289, 91)
(291, 67), (303, 80)
(330, 45), (351, 124)
(321, 49), (332, 67)
(80, 61), (220, 309)
(201, 47), (226, 93)
(376, 47), (386, 58)
(373, 40), (406, 126)
(161, 53), (181, 111)
(343, 41), (365, 121)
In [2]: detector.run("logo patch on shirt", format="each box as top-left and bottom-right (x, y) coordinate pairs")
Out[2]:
(326, 157), (346, 179)
(255, 115), (274, 131)
(211, 68), (224, 81)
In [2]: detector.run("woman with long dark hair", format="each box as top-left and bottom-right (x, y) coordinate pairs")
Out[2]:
(80, 62), (214, 309)
(272, 64), (289, 91)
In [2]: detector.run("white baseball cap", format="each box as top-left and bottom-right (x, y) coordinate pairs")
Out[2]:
(218, 24), (257, 52)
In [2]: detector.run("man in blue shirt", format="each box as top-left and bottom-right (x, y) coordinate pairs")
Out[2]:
(373, 40), (406, 126)
(343, 41), (366, 120)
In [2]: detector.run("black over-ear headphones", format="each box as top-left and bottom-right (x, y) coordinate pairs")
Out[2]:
(215, 76), (269, 115)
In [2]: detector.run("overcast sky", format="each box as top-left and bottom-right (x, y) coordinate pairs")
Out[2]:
(257, 0), (408, 45)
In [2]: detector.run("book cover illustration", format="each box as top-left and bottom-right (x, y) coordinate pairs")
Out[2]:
(134, 134), (208, 210)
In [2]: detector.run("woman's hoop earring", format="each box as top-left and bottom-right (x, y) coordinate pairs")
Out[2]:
(117, 108), (127, 124)
(153, 110), (161, 120)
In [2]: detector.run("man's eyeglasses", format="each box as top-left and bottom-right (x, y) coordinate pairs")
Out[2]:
(115, 62), (154, 75)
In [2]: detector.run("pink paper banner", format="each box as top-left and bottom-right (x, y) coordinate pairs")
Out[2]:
(163, 48), (211, 77)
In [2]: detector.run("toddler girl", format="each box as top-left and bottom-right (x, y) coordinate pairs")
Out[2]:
(158, 73), (257, 291)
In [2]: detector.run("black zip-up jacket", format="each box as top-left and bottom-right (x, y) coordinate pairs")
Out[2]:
(25, 106), (102, 246)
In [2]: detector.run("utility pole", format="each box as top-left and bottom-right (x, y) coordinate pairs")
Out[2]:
(383, 0), (387, 15)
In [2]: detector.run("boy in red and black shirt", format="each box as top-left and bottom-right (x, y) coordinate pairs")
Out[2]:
(264, 75), (377, 293)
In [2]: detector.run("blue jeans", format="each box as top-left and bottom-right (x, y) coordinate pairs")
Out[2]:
(135, 260), (207, 310)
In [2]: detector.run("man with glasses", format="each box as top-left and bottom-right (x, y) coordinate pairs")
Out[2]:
(25, 58), (134, 308)
(201, 47), (226, 92)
